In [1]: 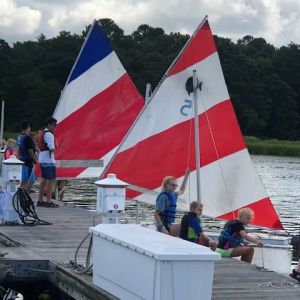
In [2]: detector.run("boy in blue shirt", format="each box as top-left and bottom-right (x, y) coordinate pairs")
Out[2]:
(180, 201), (217, 251)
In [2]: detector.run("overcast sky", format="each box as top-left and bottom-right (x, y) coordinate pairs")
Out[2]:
(0, 0), (299, 47)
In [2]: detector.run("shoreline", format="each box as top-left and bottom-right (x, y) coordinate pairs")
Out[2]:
(246, 136), (300, 157)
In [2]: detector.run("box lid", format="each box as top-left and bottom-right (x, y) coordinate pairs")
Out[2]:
(90, 224), (220, 261)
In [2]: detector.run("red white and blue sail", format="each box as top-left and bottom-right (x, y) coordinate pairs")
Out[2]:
(53, 21), (143, 178)
(103, 17), (282, 229)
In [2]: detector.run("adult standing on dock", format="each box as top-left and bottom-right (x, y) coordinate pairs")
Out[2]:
(17, 120), (38, 192)
(37, 117), (58, 208)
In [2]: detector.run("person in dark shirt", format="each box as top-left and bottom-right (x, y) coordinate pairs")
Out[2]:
(180, 201), (217, 250)
(215, 208), (263, 263)
(17, 120), (38, 192)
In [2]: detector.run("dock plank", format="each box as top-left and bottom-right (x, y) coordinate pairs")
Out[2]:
(1, 195), (299, 299)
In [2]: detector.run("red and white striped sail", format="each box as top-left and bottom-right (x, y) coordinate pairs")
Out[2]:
(53, 21), (143, 178)
(103, 17), (282, 229)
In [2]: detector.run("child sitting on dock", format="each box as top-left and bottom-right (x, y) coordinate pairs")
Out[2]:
(215, 208), (263, 263)
(180, 201), (217, 251)
(154, 169), (190, 236)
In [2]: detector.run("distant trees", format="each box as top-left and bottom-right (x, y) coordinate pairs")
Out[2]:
(0, 18), (299, 140)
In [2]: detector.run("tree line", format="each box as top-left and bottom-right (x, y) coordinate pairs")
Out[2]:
(0, 18), (299, 140)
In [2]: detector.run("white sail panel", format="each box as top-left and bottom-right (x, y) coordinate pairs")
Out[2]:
(54, 52), (126, 123)
(118, 52), (230, 153)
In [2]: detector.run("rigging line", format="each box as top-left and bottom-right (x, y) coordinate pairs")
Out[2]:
(101, 16), (209, 179)
(201, 98), (236, 219)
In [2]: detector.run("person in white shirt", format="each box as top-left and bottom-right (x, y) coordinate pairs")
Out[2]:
(37, 117), (58, 208)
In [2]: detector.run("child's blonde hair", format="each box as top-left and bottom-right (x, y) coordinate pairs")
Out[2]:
(7, 138), (17, 149)
(161, 176), (176, 191)
(238, 207), (254, 219)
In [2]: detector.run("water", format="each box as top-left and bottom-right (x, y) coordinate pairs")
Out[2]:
(61, 155), (300, 235)
(252, 155), (300, 233)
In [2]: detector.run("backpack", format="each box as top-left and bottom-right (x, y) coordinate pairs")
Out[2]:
(37, 129), (50, 151)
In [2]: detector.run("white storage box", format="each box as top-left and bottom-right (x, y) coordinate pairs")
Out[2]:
(90, 224), (220, 300)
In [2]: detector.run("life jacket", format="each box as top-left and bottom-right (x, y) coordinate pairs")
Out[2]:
(4, 147), (17, 159)
(157, 191), (177, 228)
(218, 220), (244, 249)
(17, 134), (31, 161)
(37, 129), (56, 151)
(180, 212), (201, 243)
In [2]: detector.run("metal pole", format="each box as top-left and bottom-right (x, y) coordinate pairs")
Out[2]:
(136, 200), (140, 224)
(0, 100), (4, 141)
(193, 70), (201, 203)
(145, 83), (151, 104)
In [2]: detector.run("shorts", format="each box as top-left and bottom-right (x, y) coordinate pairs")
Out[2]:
(40, 163), (56, 180)
(198, 238), (210, 247)
(215, 247), (233, 257)
(22, 165), (33, 182)
(156, 224), (170, 233)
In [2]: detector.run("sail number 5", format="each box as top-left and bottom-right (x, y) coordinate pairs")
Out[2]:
(180, 99), (192, 116)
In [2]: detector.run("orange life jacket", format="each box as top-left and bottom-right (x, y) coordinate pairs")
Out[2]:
(4, 147), (17, 159)
(37, 129), (56, 151)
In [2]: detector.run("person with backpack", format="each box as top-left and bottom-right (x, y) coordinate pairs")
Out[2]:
(37, 117), (58, 208)
(154, 168), (190, 236)
(17, 121), (38, 191)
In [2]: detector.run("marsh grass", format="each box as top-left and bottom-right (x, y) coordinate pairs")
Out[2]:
(3, 132), (300, 157)
(246, 136), (300, 157)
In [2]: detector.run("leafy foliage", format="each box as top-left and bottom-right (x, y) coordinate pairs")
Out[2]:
(0, 18), (299, 140)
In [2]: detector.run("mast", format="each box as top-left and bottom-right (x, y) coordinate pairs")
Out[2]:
(145, 83), (152, 104)
(0, 100), (4, 141)
(193, 70), (201, 203)
(101, 16), (208, 178)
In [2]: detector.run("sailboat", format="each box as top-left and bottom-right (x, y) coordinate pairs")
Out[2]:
(101, 16), (292, 274)
(52, 20), (143, 178)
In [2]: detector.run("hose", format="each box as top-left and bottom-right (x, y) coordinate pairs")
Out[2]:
(12, 188), (52, 226)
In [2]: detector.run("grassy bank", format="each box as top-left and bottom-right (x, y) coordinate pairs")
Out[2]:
(3, 132), (300, 157)
(245, 136), (300, 157)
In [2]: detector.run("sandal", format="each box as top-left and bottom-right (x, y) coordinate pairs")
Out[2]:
(45, 201), (59, 208)
(37, 201), (47, 206)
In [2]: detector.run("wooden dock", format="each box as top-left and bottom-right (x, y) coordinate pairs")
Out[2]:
(1, 195), (299, 299)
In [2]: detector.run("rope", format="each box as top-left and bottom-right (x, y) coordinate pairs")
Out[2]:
(12, 188), (52, 225)
(258, 280), (298, 288)
(200, 95), (236, 219)
(62, 232), (93, 275)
